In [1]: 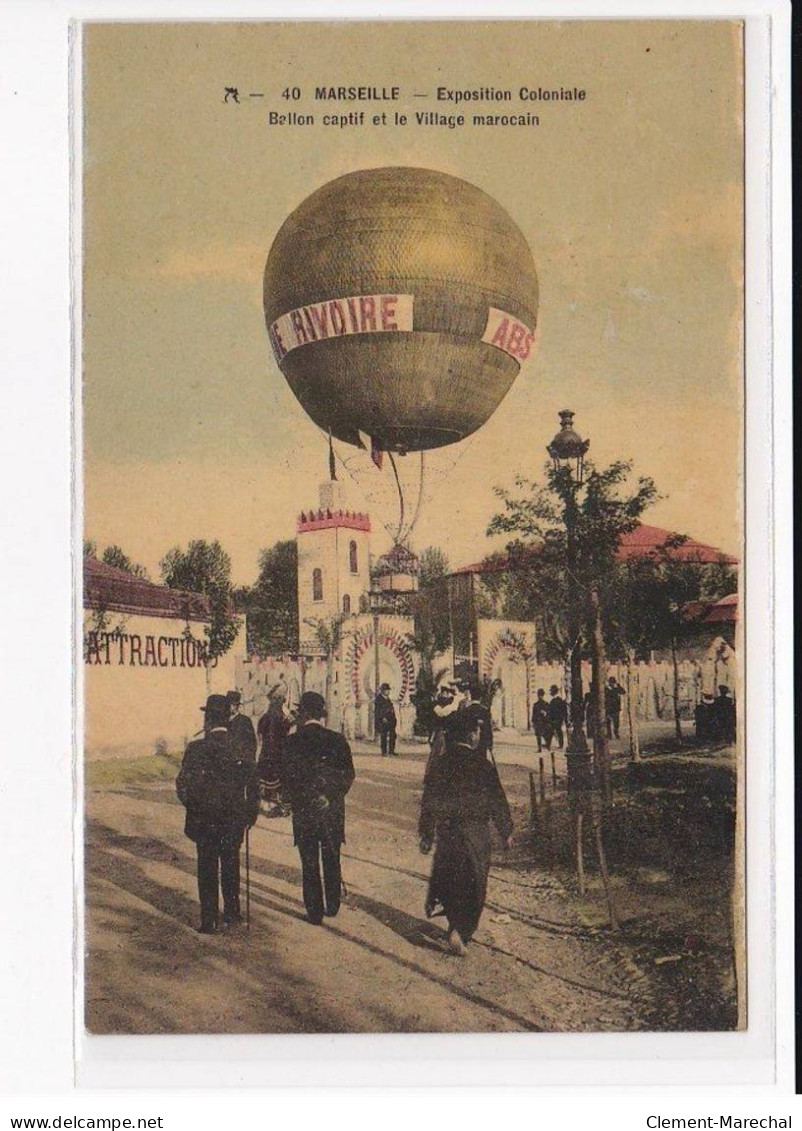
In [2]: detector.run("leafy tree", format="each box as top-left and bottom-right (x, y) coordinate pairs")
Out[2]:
(305, 613), (346, 718)
(160, 539), (240, 661)
(418, 545), (450, 588)
(607, 537), (731, 743)
(489, 459), (659, 785)
(83, 539), (98, 559)
(406, 618), (449, 736)
(234, 540), (298, 656)
(101, 544), (149, 579)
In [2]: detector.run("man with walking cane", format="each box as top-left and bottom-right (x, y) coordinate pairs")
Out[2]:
(281, 692), (355, 926)
(176, 694), (260, 934)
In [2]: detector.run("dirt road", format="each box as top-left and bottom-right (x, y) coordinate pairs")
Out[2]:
(85, 748), (728, 1034)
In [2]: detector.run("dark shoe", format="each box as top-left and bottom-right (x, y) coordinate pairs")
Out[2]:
(222, 910), (243, 926)
(198, 921), (217, 935)
(324, 905), (340, 918)
(307, 916), (324, 926)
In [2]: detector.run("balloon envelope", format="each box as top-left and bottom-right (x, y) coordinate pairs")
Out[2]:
(264, 166), (539, 453)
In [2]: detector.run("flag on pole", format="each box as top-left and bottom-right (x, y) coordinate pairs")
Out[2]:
(328, 429), (337, 481)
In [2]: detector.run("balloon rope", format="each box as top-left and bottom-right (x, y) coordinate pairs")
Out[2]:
(387, 451), (405, 545)
(402, 451), (426, 543)
(333, 443), (402, 546)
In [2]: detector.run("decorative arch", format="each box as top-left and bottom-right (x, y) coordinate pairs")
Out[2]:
(344, 623), (416, 705)
(482, 627), (537, 684)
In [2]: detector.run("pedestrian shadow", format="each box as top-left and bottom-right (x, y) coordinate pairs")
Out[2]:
(248, 854), (542, 1031)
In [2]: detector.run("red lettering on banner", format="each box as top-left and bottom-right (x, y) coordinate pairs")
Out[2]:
(506, 321), (526, 357)
(359, 296), (377, 332)
(330, 301), (347, 335)
(309, 303), (330, 339)
(290, 310), (307, 344)
(519, 331), (535, 360)
(380, 294), (398, 331)
(491, 319), (510, 351)
(302, 307), (318, 341)
(269, 323), (286, 361)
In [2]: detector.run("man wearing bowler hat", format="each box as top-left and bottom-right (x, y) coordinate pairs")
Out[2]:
(281, 692), (355, 925)
(226, 689), (257, 765)
(176, 694), (260, 933)
(374, 682), (398, 757)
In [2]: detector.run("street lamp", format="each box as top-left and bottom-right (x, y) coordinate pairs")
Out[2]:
(546, 410), (591, 767)
(367, 588), (384, 740)
(546, 409), (612, 801)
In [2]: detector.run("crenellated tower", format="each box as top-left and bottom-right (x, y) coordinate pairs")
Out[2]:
(297, 481), (371, 647)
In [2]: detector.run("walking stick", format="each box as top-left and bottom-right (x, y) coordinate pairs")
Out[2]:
(245, 826), (250, 930)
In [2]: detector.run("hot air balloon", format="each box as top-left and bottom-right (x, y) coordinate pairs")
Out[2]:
(263, 166), (539, 539)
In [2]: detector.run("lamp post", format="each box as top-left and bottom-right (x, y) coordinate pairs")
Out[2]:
(368, 588), (383, 740)
(547, 410), (591, 766)
(546, 409), (611, 801)
(546, 411), (617, 924)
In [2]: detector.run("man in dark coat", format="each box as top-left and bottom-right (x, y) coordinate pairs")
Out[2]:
(419, 702), (513, 957)
(713, 685), (736, 744)
(604, 677), (626, 739)
(282, 691), (356, 925)
(227, 690), (257, 763)
(548, 685), (568, 749)
(176, 694), (260, 933)
(695, 692), (715, 741)
(531, 688), (551, 752)
(374, 682), (397, 757)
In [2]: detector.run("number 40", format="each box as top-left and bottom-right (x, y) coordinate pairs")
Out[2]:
(282, 87), (301, 100)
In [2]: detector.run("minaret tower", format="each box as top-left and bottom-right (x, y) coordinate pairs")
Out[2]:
(296, 481), (371, 648)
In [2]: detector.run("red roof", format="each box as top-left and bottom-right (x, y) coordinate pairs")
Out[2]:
(615, 524), (738, 564)
(452, 524), (738, 576)
(683, 592), (738, 625)
(83, 558), (210, 622)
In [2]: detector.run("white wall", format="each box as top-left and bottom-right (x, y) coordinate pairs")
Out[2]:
(83, 610), (247, 758)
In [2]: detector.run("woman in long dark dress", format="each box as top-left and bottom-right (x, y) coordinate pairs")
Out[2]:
(418, 702), (513, 956)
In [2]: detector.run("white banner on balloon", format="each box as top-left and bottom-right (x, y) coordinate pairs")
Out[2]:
(482, 307), (536, 363)
(269, 293), (414, 362)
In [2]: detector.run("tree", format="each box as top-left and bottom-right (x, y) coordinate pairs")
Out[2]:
(407, 619), (448, 736)
(101, 544), (149, 579)
(418, 545), (450, 588)
(307, 613), (346, 719)
(160, 539), (240, 661)
(83, 539), (98, 559)
(608, 537), (728, 743)
(489, 459), (659, 787)
(234, 540), (298, 656)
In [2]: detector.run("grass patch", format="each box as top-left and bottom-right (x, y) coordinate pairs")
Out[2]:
(86, 751), (182, 788)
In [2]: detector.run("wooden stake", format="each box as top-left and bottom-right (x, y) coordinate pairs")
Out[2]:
(539, 756), (545, 804)
(551, 750), (558, 790)
(528, 770), (538, 829)
(591, 804), (619, 930)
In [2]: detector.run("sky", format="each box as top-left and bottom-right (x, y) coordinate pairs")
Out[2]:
(83, 20), (743, 586)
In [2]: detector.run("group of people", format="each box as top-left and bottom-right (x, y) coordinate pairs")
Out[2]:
(530, 677), (627, 750)
(175, 676), (513, 957)
(530, 685), (569, 752)
(694, 684), (737, 744)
